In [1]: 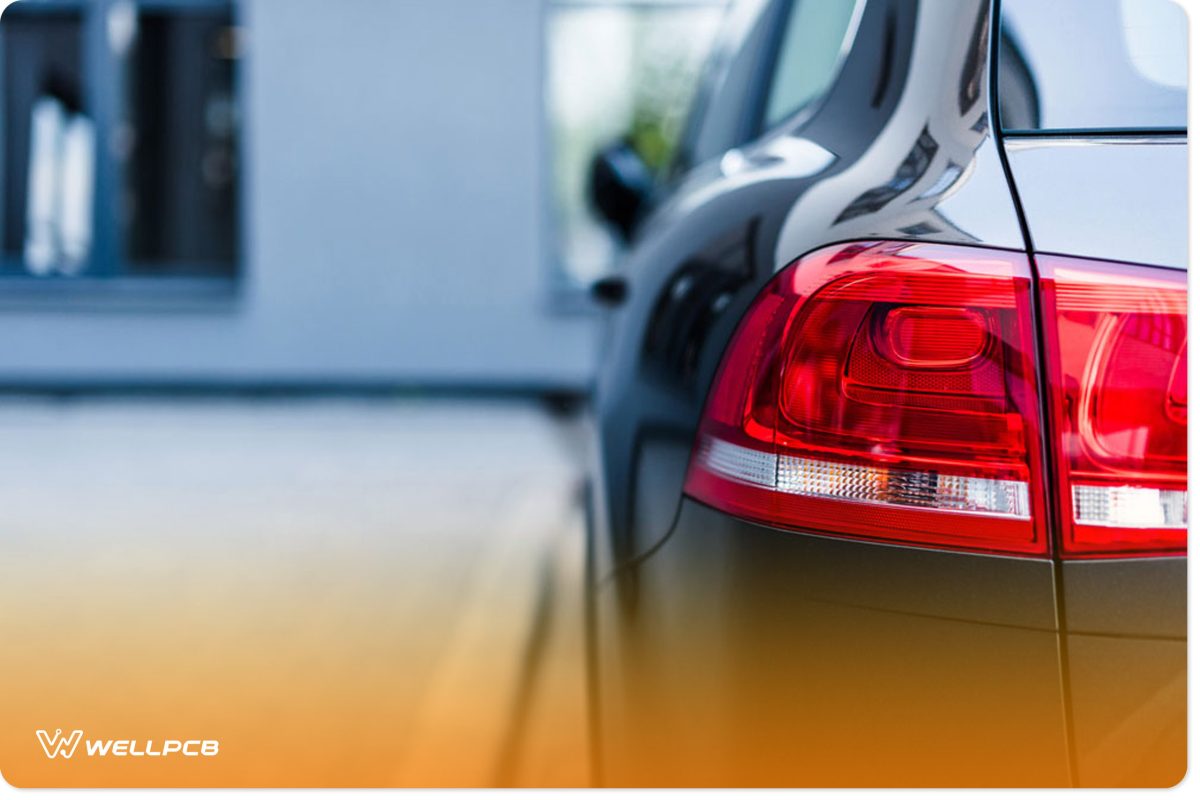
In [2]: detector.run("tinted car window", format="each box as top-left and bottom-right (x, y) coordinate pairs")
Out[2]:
(669, 0), (772, 176)
(999, 0), (1186, 132)
(762, 0), (860, 129)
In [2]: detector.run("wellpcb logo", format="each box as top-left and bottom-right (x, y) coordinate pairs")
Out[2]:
(36, 728), (219, 760)
(35, 729), (83, 759)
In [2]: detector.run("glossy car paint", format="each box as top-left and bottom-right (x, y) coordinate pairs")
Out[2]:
(1005, 137), (1187, 270)
(587, 0), (1184, 787)
(1000, 116), (1187, 795)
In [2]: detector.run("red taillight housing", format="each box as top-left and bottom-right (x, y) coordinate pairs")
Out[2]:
(1039, 256), (1187, 558)
(684, 241), (1049, 556)
(685, 241), (1188, 559)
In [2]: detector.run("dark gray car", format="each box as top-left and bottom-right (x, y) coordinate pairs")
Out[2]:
(586, 0), (1186, 787)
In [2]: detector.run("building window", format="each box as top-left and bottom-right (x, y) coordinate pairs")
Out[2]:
(545, 0), (723, 293)
(0, 0), (241, 283)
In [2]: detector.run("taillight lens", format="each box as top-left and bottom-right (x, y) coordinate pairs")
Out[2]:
(1040, 256), (1187, 558)
(684, 241), (1049, 556)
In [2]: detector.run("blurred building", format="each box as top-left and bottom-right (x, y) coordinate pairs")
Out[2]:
(0, 0), (722, 390)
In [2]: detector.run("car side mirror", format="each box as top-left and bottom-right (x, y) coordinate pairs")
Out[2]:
(588, 140), (653, 242)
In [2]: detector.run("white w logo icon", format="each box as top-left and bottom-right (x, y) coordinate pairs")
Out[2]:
(36, 728), (83, 759)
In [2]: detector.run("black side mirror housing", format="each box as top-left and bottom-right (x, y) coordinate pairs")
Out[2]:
(588, 140), (653, 242)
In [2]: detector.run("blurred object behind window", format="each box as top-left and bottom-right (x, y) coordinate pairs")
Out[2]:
(1, 6), (87, 275)
(24, 91), (94, 275)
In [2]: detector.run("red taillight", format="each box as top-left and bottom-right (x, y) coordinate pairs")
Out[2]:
(685, 241), (1188, 559)
(1039, 256), (1188, 558)
(684, 241), (1049, 556)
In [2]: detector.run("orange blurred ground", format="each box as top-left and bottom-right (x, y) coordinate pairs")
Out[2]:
(0, 399), (590, 787)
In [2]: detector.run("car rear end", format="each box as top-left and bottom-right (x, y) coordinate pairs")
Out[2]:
(591, 0), (1186, 787)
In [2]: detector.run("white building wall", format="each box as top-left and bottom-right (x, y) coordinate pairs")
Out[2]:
(0, 0), (598, 389)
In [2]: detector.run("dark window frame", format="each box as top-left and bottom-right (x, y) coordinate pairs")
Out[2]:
(0, 0), (242, 300)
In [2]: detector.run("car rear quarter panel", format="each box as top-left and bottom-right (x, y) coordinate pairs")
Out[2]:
(1004, 134), (1187, 787)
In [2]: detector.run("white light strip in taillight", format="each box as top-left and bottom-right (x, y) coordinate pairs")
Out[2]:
(1072, 484), (1188, 529)
(697, 436), (1030, 518)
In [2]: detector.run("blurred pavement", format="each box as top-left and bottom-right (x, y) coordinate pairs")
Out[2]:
(0, 397), (591, 787)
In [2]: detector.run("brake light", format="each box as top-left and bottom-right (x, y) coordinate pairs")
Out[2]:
(1039, 256), (1187, 558)
(684, 241), (1049, 556)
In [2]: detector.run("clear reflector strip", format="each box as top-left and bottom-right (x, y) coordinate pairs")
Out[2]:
(697, 436), (1030, 518)
(1072, 483), (1188, 528)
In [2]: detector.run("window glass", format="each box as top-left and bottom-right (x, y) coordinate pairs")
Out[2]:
(999, 0), (1186, 132)
(762, 0), (859, 130)
(119, 4), (241, 275)
(0, 0), (241, 282)
(546, 0), (722, 289)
